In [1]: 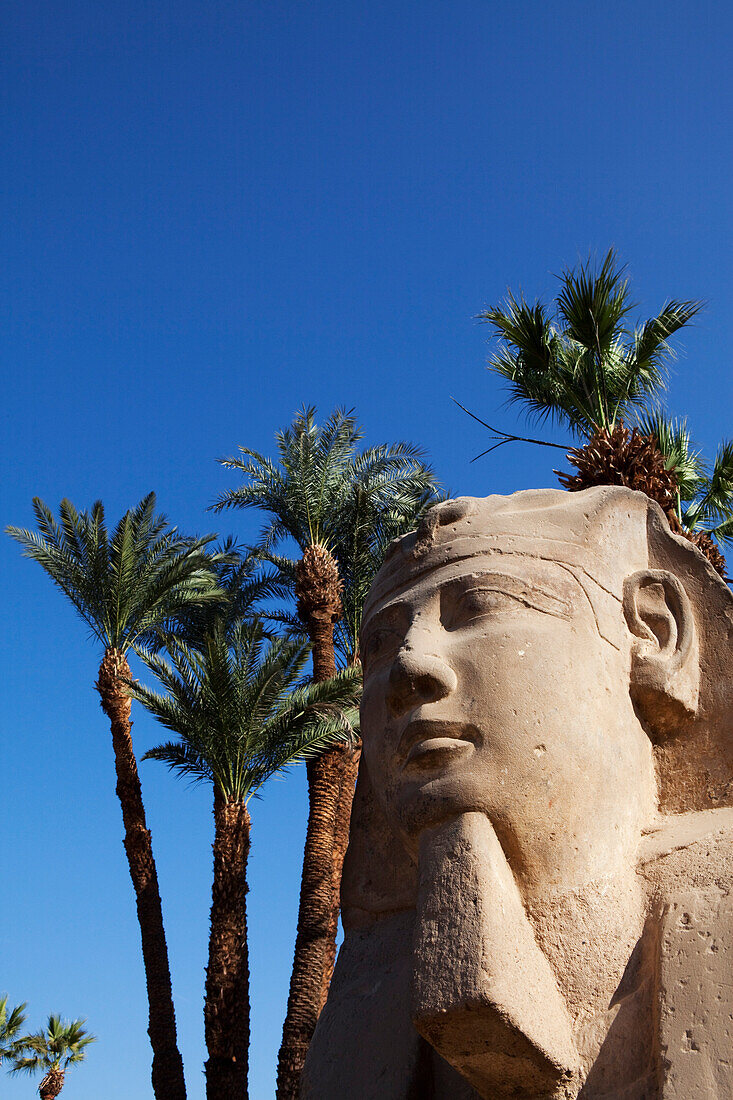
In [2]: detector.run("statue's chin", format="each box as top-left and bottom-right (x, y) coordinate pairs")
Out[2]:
(386, 768), (497, 849)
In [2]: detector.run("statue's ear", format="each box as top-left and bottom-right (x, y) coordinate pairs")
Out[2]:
(623, 569), (699, 738)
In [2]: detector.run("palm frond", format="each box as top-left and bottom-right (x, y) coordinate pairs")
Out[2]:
(9, 1016), (95, 1074)
(630, 299), (703, 375)
(7, 495), (223, 656)
(143, 739), (213, 785)
(0, 996), (27, 1063)
(136, 612), (353, 803)
(636, 410), (706, 502)
(480, 251), (702, 440)
(707, 513), (733, 547)
(556, 248), (634, 355)
(699, 441), (733, 519)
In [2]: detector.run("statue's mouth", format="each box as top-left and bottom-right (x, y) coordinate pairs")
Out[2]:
(399, 718), (478, 770)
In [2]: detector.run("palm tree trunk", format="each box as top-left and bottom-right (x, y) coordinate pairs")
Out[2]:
(205, 789), (251, 1100)
(276, 749), (343, 1098)
(96, 648), (187, 1100)
(39, 1067), (65, 1100)
(318, 742), (360, 1012)
(276, 608), (344, 1100)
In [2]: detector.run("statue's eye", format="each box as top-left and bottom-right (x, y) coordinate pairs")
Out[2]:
(441, 587), (523, 630)
(362, 627), (404, 673)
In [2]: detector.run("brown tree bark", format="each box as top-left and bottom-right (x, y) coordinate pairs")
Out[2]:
(39, 1068), (65, 1099)
(204, 789), (251, 1100)
(96, 648), (187, 1100)
(318, 742), (360, 1012)
(276, 746), (343, 1098)
(307, 607), (337, 682)
(276, 606), (343, 1100)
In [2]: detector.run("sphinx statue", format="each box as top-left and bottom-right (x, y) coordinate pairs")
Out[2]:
(302, 487), (733, 1100)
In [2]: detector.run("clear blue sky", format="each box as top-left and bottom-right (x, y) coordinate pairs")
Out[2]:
(2, 1), (731, 1097)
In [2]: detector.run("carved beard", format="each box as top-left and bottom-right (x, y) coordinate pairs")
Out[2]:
(411, 813), (655, 1100)
(412, 813), (580, 1098)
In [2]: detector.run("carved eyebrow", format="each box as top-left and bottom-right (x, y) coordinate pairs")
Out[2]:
(361, 571), (574, 639)
(361, 600), (410, 639)
(440, 571), (573, 620)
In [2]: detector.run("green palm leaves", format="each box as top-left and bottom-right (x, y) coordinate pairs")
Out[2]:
(8, 1015), (95, 1098)
(480, 249), (702, 438)
(215, 406), (436, 555)
(131, 625), (361, 804)
(3, 1003), (95, 1098)
(9, 1015), (95, 1074)
(638, 411), (733, 542)
(127, 532), (361, 804)
(477, 253), (732, 577)
(0, 995), (26, 1065)
(214, 406), (441, 661)
(6, 493), (220, 654)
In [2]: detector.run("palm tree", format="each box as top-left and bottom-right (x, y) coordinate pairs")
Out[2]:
(127, 620), (361, 1100)
(0, 995), (26, 1065)
(479, 249), (703, 493)
(213, 407), (441, 1098)
(9, 1015), (95, 1099)
(636, 411), (733, 576)
(6, 494), (222, 1100)
(147, 538), (289, 652)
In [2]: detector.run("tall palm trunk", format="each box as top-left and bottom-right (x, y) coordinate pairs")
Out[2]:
(96, 648), (187, 1100)
(205, 789), (252, 1100)
(277, 543), (354, 1099)
(319, 741), (360, 1012)
(276, 610), (342, 1099)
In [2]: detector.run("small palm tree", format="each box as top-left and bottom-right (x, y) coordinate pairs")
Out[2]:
(637, 411), (733, 576)
(479, 250), (703, 494)
(0, 995), (26, 1065)
(6, 494), (222, 1100)
(128, 620), (361, 1100)
(481, 249), (702, 437)
(213, 406), (441, 1098)
(10, 1015), (95, 1099)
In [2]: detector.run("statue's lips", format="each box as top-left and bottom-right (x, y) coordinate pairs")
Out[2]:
(399, 719), (478, 770)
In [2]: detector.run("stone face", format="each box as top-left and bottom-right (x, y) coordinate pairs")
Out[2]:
(303, 487), (733, 1100)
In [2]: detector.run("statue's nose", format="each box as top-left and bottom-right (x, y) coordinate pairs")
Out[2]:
(385, 646), (458, 717)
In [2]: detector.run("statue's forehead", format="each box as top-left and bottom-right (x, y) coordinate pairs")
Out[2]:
(366, 544), (630, 651)
(362, 551), (580, 621)
(364, 490), (654, 646)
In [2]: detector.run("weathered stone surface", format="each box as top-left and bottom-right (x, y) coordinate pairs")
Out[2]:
(303, 487), (733, 1099)
(657, 890), (732, 1098)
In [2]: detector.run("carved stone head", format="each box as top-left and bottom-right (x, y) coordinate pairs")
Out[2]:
(306, 487), (733, 1100)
